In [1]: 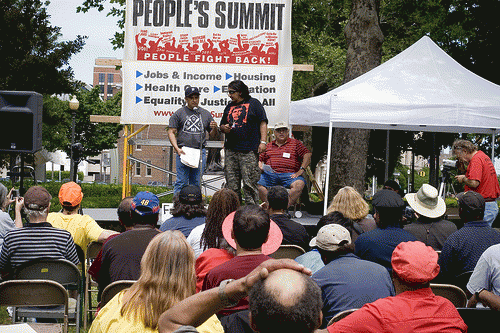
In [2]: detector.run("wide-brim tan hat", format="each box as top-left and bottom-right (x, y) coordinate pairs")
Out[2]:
(405, 184), (446, 218)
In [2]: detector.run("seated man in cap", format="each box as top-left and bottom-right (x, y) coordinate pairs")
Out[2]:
(168, 86), (218, 194)
(0, 186), (80, 276)
(201, 204), (283, 317)
(47, 182), (118, 256)
(258, 122), (312, 208)
(312, 224), (394, 326)
(354, 189), (417, 270)
(160, 185), (206, 238)
(323, 241), (467, 332)
(97, 191), (162, 301)
(438, 191), (500, 281)
(266, 185), (310, 251)
(404, 184), (457, 251)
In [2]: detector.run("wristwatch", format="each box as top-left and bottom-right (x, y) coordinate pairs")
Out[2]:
(219, 279), (238, 307)
(475, 288), (486, 300)
(300, 166), (306, 171)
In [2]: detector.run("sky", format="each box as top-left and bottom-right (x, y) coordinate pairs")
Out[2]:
(46, 0), (124, 85)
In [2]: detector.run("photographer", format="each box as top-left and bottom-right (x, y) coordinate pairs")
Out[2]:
(0, 184), (23, 252)
(452, 139), (500, 226)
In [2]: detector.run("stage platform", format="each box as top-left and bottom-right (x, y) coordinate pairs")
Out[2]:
(83, 207), (322, 232)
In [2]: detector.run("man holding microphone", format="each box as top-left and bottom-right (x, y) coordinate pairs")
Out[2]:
(168, 87), (218, 194)
(453, 139), (500, 226)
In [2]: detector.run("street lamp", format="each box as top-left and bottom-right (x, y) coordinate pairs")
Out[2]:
(69, 95), (79, 182)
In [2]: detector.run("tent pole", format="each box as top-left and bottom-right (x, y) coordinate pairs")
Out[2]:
(492, 132), (496, 162)
(384, 130), (390, 182)
(324, 120), (333, 215)
(411, 148), (415, 193)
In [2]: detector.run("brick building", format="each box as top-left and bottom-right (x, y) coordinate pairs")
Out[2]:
(93, 58), (123, 100)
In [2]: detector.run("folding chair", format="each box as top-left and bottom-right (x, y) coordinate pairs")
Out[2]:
(328, 308), (358, 326)
(0, 279), (69, 333)
(430, 283), (467, 307)
(454, 270), (474, 296)
(269, 244), (306, 259)
(100, 280), (135, 308)
(83, 241), (103, 330)
(13, 259), (82, 332)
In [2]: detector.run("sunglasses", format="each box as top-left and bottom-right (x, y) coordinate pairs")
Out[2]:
(228, 90), (237, 94)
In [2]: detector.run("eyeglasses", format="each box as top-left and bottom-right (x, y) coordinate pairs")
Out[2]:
(228, 90), (237, 94)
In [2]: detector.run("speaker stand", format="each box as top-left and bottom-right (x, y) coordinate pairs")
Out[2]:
(9, 153), (27, 196)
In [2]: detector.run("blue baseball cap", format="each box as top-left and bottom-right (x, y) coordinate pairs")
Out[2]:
(131, 191), (160, 216)
(185, 87), (200, 97)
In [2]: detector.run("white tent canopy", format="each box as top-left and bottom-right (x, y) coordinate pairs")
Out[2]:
(290, 36), (500, 134)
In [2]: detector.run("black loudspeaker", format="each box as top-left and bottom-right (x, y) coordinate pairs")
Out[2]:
(0, 91), (43, 153)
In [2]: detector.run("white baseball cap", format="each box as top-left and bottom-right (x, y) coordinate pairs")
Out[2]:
(309, 224), (351, 251)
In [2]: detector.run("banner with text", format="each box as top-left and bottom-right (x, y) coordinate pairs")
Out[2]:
(124, 0), (292, 66)
(121, 0), (293, 126)
(121, 61), (293, 126)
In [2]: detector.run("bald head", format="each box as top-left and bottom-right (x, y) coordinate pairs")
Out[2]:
(117, 196), (134, 228)
(263, 269), (307, 307)
(249, 269), (322, 333)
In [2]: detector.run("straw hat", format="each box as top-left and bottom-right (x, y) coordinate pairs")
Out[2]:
(404, 184), (446, 218)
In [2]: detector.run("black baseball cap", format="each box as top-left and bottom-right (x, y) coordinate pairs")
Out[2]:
(185, 87), (200, 97)
(457, 191), (485, 212)
(179, 185), (202, 204)
(372, 189), (405, 209)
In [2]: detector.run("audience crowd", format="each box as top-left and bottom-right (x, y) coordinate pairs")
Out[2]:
(2, 173), (500, 332)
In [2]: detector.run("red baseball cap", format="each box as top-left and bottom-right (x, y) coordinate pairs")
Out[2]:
(392, 241), (440, 283)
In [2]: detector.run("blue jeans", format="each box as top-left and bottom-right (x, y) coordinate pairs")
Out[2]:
(174, 149), (206, 194)
(484, 201), (499, 227)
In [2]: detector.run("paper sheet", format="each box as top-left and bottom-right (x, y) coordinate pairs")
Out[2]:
(180, 147), (201, 168)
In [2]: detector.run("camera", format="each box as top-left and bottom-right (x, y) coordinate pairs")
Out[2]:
(10, 189), (19, 200)
(442, 159), (458, 169)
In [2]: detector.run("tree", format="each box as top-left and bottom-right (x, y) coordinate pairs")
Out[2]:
(380, 0), (500, 86)
(77, 0), (125, 50)
(327, 0), (383, 198)
(291, 0), (349, 101)
(43, 87), (123, 160)
(0, 0), (86, 94)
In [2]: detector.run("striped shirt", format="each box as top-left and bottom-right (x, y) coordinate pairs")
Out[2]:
(259, 138), (310, 173)
(0, 222), (80, 273)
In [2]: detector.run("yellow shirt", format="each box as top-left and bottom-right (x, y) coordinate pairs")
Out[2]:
(47, 212), (104, 255)
(89, 291), (224, 333)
